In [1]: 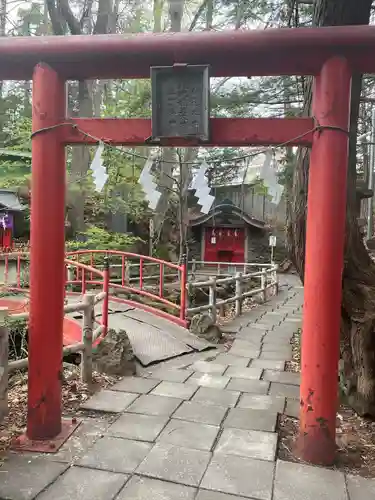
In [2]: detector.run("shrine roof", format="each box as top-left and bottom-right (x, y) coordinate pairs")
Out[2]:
(0, 190), (25, 212)
(189, 201), (265, 229)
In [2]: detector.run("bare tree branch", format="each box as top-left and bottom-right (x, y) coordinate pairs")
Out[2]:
(58, 0), (81, 34)
(46, 0), (65, 35)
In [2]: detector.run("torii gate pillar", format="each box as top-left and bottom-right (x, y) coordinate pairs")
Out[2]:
(297, 57), (352, 465)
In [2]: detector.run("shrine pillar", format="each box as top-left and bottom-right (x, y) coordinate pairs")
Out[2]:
(297, 57), (351, 464)
(27, 64), (66, 440)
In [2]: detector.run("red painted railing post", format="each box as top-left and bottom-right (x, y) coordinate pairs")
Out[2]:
(102, 256), (110, 337)
(16, 255), (21, 288)
(28, 64), (66, 440)
(81, 269), (86, 295)
(296, 57), (351, 465)
(179, 254), (187, 324)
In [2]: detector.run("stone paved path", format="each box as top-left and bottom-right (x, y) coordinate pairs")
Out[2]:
(1, 276), (375, 499)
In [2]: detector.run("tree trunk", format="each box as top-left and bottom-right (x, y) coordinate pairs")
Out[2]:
(287, 0), (375, 416)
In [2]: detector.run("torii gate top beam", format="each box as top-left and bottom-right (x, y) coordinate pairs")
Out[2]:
(1, 25), (375, 80)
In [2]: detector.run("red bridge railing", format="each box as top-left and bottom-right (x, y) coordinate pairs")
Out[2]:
(65, 250), (187, 327)
(0, 250), (187, 328)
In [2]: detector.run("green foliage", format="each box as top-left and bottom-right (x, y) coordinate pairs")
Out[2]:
(66, 226), (143, 252)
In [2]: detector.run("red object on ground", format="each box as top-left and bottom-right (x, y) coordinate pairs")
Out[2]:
(0, 298), (81, 349)
(296, 57), (351, 465)
(28, 64), (66, 441)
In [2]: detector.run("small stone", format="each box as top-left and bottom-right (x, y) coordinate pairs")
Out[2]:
(92, 328), (136, 376)
(190, 313), (222, 343)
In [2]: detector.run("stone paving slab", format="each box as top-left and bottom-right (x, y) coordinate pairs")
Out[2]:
(201, 453), (274, 499)
(136, 442), (211, 487)
(259, 351), (292, 360)
(37, 466), (128, 500)
(237, 393), (286, 413)
(81, 390), (138, 413)
(250, 358), (286, 371)
(143, 368), (194, 383)
(150, 381), (197, 400)
(231, 339), (263, 350)
(262, 369), (301, 386)
(223, 407), (277, 432)
(261, 346), (292, 357)
(116, 475), (197, 500)
(215, 427), (277, 461)
(269, 382), (300, 399)
(273, 460), (348, 500)
(39, 417), (111, 463)
(346, 474), (375, 500)
(226, 378), (270, 394)
(192, 387), (241, 407)
(0, 456), (69, 500)
(196, 490), (248, 500)
(125, 394), (182, 416)
(78, 436), (152, 473)
(215, 353), (251, 367)
(111, 377), (160, 394)
(224, 366), (262, 380)
(157, 418), (219, 451)
(107, 412), (169, 441)
(186, 373), (230, 389)
(173, 400), (228, 426)
(191, 360), (228, 374)
(285, 398), (299, 418)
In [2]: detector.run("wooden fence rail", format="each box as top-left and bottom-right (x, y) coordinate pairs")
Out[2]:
(0, 291), (106, 423)
(186, 264), (278, 323)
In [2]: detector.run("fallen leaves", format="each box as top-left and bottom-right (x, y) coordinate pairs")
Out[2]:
(0, 364), (118, 459)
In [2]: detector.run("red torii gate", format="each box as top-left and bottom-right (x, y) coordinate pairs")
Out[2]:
(0, 26), (372, 465)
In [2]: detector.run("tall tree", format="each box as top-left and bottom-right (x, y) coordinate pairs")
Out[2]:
(47, 0), (114, 233)
(287, 0), (375, 416)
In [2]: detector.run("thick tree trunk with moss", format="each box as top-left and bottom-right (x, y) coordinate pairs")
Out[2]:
(287, 0), (375, 416)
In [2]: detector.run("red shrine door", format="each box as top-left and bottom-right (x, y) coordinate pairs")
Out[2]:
(204, 227), (245, 263)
